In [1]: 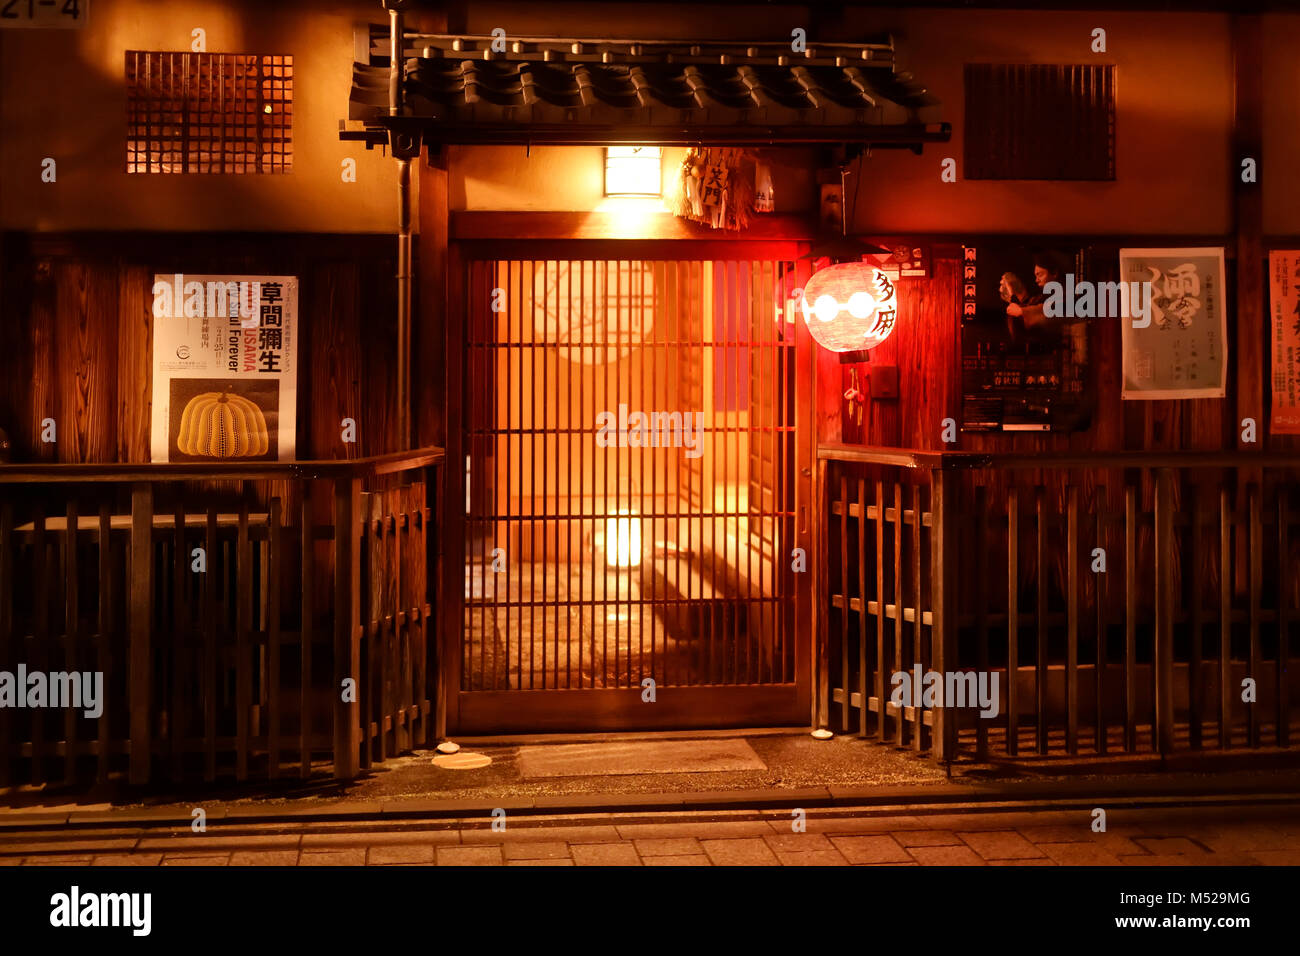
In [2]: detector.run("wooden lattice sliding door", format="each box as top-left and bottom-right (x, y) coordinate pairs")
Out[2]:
(452, 253), (811, 732)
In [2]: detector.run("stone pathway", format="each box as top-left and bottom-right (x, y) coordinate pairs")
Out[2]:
(4, 800), (1299, 866)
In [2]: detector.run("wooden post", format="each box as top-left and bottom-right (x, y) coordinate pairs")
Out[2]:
(930, 467), (959, 762)
(813, 458), (829, 729)
(128, 482), (153, 785)
(1233, 13), (1263, 460)
(299, 482), (314, 777)
(0, 499), (12, 786)
(1154, 469), (1176, 755)
(267, 496), (282, 778)
(427, 464), (445, 742)
(1066, 485), (1079, 755)
(333, 476), (362, 779)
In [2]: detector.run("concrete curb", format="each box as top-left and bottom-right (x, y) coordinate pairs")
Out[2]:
(4, 775), (1300, 831)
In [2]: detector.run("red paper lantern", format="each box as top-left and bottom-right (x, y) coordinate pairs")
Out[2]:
(799, 262), (899, 352)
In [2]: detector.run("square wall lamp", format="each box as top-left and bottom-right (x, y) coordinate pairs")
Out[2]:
(604, 146), (662, 197)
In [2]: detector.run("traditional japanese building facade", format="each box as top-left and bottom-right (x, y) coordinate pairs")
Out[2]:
(1, 0), (1298, 787)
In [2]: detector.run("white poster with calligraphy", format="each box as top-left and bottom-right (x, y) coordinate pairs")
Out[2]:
(150, 274), (298, 462)
(1120, 247), (1227, 400)
(1270, 251), (1300, 435)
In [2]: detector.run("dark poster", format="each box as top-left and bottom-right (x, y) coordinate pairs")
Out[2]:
(961, 245), (1092, 432)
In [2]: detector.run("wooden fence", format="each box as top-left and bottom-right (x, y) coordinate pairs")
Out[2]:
(0, 448), (443, 789)
(816, 444), (1300, 763)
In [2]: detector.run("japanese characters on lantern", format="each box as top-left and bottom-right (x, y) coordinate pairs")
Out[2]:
(799, 262), (899, 353)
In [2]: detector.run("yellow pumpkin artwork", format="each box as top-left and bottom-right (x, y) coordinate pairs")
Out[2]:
(176, 392), (270, 458)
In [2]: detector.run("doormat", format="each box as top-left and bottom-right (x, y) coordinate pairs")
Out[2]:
(517, 739), (766, 779)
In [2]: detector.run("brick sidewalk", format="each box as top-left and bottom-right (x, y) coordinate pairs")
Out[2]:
(4, 801), (1300, 866)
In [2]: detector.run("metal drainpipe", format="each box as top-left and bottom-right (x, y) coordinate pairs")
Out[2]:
(397, 156), (412, 452)
(387, 3), (411, 451)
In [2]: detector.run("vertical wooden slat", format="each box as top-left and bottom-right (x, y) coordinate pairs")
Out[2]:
(368, 493), (385, 765)
(300, 483), (313, 776)
(1154, 468), (1176, 755)
(268, 496), (282, 779)
(930, 468), (958, 762)
(874, 478), (886, 742)
(1035, 486), (1048, 754)
(333, 476), (362, 779)
(1248, 483), (1261, 748)
(893, 481), (904, 748)
(911, 482), (923, 753)
(171, 501), (185, 782)
(203, 507), (217, 782)
(236, 501), (251, 781)
(1125, 484), (1137, 752)
(416, 474), (431, 746)
(856, 476), (868, 737)
(813, 458), (829, 729)
(1066, 484), (1079, 755)
(1190, 484), (1204, 749)
(1095, 485), (1108, 754)
(128, 483), (153, 786)
(32, 506), (48, 787)
(1278, 492), (1291, 748)
(97, 504), (111, 784)
(390, 496), (404, 754)
(64, 499), (79, 784)
(974, 484), (989, 761)
(839, 472), (850, 731)
(0, 499), (11, 787)
(1007, 487), (1019, 757)
(1220, 487), (1233, 749)
(396, 489), (411, 754)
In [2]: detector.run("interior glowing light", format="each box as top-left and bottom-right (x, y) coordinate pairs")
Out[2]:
(604, 146), (662, 198)
(847, 291), (874, 319)
(813, 294), (839, 322)
(605, 509), (642, 568)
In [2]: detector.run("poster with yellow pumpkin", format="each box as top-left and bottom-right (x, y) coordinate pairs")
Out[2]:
(149, 274), (298, 462)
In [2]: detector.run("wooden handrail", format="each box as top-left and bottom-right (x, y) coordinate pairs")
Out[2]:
(817, 442), (1300, 471)
(0, 446), (446, 484)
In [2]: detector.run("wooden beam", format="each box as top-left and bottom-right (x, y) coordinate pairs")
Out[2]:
(452, 211), (816, 242)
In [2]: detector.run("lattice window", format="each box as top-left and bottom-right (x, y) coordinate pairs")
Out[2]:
(125, 51), (292, 174)
(964, 64), (1115, 181)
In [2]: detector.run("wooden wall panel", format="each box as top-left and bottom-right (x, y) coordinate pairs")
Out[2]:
(55, 262), (118, 463)
(117, 264), (152, 463)
(28, 260), (56, 463)
(0, 233), (400, 466)
(306, 259), (362, 461)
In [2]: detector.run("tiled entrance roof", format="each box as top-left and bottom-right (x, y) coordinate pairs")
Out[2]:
(346, 32), (949, 148)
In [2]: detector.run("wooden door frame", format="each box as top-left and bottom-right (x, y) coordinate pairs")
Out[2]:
(439, 213), (816, 734)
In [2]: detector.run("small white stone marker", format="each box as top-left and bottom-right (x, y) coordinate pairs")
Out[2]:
(436, 741), (461, 754)
(811, 729), (834, 740)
